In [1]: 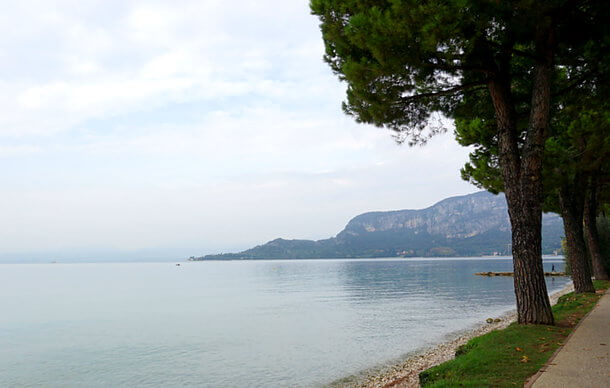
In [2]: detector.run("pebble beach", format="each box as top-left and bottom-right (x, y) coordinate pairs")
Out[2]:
(340, 283), (574, 388)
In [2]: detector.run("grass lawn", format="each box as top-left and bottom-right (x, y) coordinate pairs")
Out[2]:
(419, 280), (610, 387)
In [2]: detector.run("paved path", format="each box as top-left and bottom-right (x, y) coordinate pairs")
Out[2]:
(529, 289), (610, 388)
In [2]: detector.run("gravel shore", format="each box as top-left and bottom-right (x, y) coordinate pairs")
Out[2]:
(341, 283), (574, 388)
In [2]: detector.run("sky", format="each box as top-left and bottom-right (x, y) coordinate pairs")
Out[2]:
(0, 0), (477, 261)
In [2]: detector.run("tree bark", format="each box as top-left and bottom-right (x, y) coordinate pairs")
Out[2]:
(584, 176), (609, 280)
(507, 194), (555, 324)
(487, 76), (554, 324)
(484, 23), (557, 324)
(558, 181), (595, 293)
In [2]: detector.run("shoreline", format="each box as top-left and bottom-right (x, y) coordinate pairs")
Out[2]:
(339, 282), (574, 388)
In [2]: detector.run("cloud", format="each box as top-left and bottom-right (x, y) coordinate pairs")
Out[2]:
(1, 0), (329, 137)
(0, 1), (477, 259)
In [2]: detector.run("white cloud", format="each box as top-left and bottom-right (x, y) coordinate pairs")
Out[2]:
(0, 1), (477, 259)
(1, 0), (327, 136)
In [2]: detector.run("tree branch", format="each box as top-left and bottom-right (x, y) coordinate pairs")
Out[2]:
(424, 52), (494, 74)
(424, 61), (495, 74)
(399, 80), (488, 103)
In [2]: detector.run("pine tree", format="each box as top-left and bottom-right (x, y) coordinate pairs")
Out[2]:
(311, 0), (608, 323)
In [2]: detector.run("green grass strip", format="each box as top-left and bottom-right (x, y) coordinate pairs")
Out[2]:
(419, 280), (610, 388)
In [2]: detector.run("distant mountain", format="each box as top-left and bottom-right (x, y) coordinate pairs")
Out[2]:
(198, 191), (564, 260)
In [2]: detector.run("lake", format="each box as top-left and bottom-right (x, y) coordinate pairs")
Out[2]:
(0, 257), (568, 387)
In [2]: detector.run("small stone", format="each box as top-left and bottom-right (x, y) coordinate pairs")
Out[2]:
(486, 318), (494, 323)
(494, 318), (502, 322)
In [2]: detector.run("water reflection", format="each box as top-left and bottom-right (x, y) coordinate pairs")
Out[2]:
(334, 257), (565, 304)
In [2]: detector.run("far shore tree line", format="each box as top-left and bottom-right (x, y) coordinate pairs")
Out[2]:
(311, 0), (608, 324)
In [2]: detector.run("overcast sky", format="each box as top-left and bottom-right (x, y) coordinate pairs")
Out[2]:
(0, 0), (477, 261)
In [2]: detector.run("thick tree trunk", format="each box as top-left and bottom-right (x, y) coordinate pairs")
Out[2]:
(485, 25), (556, 324)
(584, 178), (609, 280)
(558, 183), (595, 293)
(507, 193), (555, 324)
(492, 119), (554, 323)
(487, 79), (554, 324)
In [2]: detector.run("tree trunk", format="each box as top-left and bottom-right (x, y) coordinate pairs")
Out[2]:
(584, 177), (609, 280)
(507, 193), (555, 324)
(558, 183), (595, 293)
(487, 66), (554, 324)
(484, 23), (559, 324)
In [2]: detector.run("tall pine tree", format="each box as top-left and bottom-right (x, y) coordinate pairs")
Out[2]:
(311, 0), (607, 324)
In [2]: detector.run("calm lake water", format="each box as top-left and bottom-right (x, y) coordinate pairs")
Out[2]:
(0, 257), (568, 387)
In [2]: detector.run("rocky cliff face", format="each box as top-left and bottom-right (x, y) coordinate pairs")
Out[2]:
(201, 191), (563, 259)
(337, 191), (510, 240)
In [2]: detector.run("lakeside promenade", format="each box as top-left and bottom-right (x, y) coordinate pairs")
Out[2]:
(527, 289), (610, 388)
